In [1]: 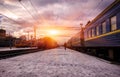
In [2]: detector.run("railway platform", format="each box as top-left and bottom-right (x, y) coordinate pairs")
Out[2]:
(0, 47), (38, 59)
(0, 47), (120, 77)
(0, 47), (37, 52)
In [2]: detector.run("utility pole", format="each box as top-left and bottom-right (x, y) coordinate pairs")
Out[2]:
(9, 32), (12, 49)
(34, 26), (36, 40)
(27, 31), (29, 41)
(80, 23), (84, 47)
(30, 35), (33, 48)
(34, 26), (37, 47)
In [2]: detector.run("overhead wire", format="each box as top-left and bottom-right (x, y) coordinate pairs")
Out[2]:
(0, 0), (37, 38)
(0, 1), (33, 27)
(0, 13), (23, 29)
(18, 0), (38, 23)
(29, 0), (39, 16)
(28, 0), (45, 23)
(0, 3), (18, 18)
(87, 0), (103, 17)
(75, 0), (104, 23)
(18, 0), (38, 39)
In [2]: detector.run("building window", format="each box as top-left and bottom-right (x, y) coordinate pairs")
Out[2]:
(111, 16), (117, 31)
(96, 26), (99, 35)
(102, 21), (106, 33)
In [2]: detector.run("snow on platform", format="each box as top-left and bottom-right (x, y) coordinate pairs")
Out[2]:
(0, 47), (37, 52)
(0, 47), (120, 77)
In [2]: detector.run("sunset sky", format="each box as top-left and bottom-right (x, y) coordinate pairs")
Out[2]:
(0, 0), (115, 44)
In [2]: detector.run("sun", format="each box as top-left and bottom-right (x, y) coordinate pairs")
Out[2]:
(48, 30), (59, 35)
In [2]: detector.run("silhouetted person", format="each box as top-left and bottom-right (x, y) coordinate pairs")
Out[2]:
(64, 42), (67, 50)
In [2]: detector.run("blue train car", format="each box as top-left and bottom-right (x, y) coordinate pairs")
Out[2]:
(66, 32), (81, 50)
(84, 0), (120, 61)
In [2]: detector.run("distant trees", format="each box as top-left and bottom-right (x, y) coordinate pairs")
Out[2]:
(15, 35), (36, 48)
(37, 37), (59, 49)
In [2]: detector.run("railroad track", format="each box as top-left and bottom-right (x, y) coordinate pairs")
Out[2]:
(0, 49), (42, 60)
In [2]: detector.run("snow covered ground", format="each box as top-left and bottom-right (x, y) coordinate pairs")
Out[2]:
(0, 47), (37, 52)
(0, 47), (120, 77)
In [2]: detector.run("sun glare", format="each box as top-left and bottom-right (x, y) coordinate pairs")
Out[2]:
(48, 30), (59, 35)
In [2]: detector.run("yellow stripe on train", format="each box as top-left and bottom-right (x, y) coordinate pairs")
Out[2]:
(85, 29), (120, 41)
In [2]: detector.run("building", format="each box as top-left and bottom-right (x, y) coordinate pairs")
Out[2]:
(0, 29), (6, 38)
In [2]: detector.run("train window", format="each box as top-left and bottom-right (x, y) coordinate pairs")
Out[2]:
(102, 21), (106, 33)
(96, 26), (99, 35)
(110, 16), (117, 31)
(88, 30), (90, 38)
(89, 29), (92, 38)
(87, 30), (89, 38)
(92, 28), (95, 37)
(87, 31), (89, 38)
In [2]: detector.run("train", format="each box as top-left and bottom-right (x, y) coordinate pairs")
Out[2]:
(66, 0), (120, 61)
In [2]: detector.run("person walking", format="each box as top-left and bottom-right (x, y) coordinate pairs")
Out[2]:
(64, 42), (67, 50)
